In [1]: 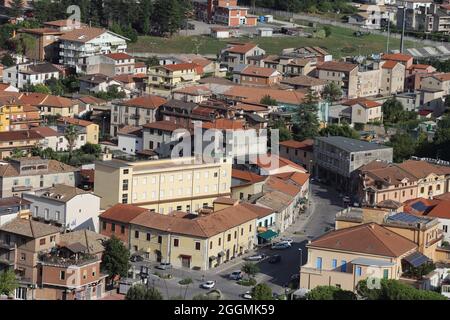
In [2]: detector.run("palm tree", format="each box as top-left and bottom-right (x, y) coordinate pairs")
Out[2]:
(64, 124), (79, 160)
(10, 148), (25, 159)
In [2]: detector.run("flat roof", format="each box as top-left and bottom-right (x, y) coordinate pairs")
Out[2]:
(351, 257), (396, 267)
(315, 136), (392, 153)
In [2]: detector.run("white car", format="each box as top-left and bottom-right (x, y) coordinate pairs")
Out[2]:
(279, 238), (293, 244)
(271, 242), (291, 250)
(201, 281), (216, 289)
(245, 254), (266, 261)
(229, 270), (243, 280)
(242, 291), (252, 299)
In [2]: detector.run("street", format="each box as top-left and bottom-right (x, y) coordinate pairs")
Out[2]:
(129, 182), (343, 300)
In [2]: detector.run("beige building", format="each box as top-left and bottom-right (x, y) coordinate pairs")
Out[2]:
(300, 223), (418, 292)
(220, 42), (266, 72)
(94, 155), (232, 212)
(57, 117), (100, 145)
(341, 98), (383, 125)
(128, 203), (258, 270)
(380, 60), (406, 95)
(420, 73), (450, 95)
(316, 61), (359, 99)
(231, 169), (267, 201)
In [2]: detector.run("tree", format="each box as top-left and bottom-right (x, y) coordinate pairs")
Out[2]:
(64, 124), (79, 160)
(10, 0), (24, 18)
(293, 110), (320, 141)
(260, 95), (277, 106)
(251, 283), (273, 300)
(319, 123), (359, 139)
(382, 98), (415, 125)
(25, 84), (52, 94)
(81, 143), (102, 156)
(0, 270), (18, 296)
(10, 148), (26, 159)
(100, 236), (130, 281)
(322, 82), (342, 102)
(387, 133), (416, 162)
(125, 284), (163, 300)
(323, 26), (332, 37)
(1, 53), (14, 67)
(271, 120), (292, 142)
(306, 286), (356, 300)
(145, 56), (160, 68)
(152, 0), (184, 36)
(242, 262), (259, 280)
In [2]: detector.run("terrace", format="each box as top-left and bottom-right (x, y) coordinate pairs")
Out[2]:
(39, 243), (99, 268)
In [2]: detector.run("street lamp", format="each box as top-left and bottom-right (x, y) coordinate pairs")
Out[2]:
(298, 248), (303, 268)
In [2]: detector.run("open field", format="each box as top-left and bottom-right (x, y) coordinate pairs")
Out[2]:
(128, 25), (416, 58)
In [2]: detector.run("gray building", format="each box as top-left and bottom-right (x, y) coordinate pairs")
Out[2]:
(314, 136), (393, 192)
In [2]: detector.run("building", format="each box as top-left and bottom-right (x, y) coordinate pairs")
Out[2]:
(314, 136), (393, 192)
(0, 157), (77, 198)
(58, 27), (128, 73)
(316, 61), (359, 99)
(22, 184), (101, 232)
(299, 223), (418, 292)
(172, 85), (212, 103)
(0, 130), (43, 159)
(57, 117), (99, 145)
(232, 65), (282, 86)
(142, 121), (191, 157)
(3, 62), (60, 89)
(117, 126), (143, 155)
(231, 169), (267, 201)
(348, 5), (391, 30)
(380, 60), (406, 95)
(342, 98), (383, 125)
(219, 42), (266, 72)
(194, 0), (257, 27)
(18, 28), (65, 62)
(0, 197), (31, 226)
(78, 74), (124, 95)
(280, 76), (328, 93)
(94, 155), (232, 212)
(146, 63), (203, 98)
(30, 126), (87, 152)
(17, 93), (78, 117)
(110, 95), (167, 137)
(85, 52), (140, 77)
(0, 97), (41, 131)
(258, 55), (317, 77)
(279, 139), (314, 170)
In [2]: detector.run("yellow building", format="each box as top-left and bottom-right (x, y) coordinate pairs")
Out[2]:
(129, 202), (258, 270)
(57, 117), (99, 144)
(300, 223), (419, 292)
(0, 101), (41, 132)
(94, 154), (232, 211)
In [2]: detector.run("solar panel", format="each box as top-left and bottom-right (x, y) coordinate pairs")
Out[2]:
(388, 212), (425, 224)
(404, 252), (430, 268)
(411, 201), (430, 212)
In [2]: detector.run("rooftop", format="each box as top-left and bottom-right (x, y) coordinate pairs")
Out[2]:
(315, 136), (392, 153)
(0, 218), (61, 238)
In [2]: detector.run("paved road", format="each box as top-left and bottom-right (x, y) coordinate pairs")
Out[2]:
(128, 182), (343, 300)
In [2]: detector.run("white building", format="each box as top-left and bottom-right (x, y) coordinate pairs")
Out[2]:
(79, 73), (126, 94)
(85, 52), (146, 77)
(31, 126), (87, 152)
(3, 62), (60, 89)
(117, 126), (143, 155)
(58, 27), (129, 73)
(23, 184), (101, 232)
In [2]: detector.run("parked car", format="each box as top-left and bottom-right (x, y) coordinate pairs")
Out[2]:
(130, 254), (144, 262)
(268, 254), (282, 264)
(200, 281), (216, 289)
(229, 270), (243, 280)
(242, 291), (252, 299)
(245, 254), (266, 261)
(155, 262), (172, 270)
(279, 237), (293, 244)
(271, 242), (291, 250)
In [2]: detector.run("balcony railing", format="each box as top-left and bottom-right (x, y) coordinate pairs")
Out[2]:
(39, 252), (99, 268)
(12, 186), (32, 192)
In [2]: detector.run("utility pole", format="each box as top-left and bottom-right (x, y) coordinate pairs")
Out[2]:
(400, 6), (406, 53)
(386, 11), (391, 53)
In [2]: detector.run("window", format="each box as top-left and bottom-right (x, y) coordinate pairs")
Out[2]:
(356, 266), (362, 276)
(135, 231), (139, 239)
(123, 169), (129, 175)
(60, 271), (66, 280)
(383, 269), (389, 279)
(177, 205), (182, 211)
(234, 231), (237, 239)
(421, 187), (424, 193)
(40, 238), (46, 245)
(249, 224), (252, 232)
(122, 179), (129, 191)
(241, 228), (244, 236)
(102, 222), (106, 230)
(55, 211), (60, 221)
(210, 242), (212, 249)
(227, 234), (231, 242)
(195, 242), (201, 250)
(174, 239), (179, 247)
(218, 238), (221, 246)
(316, 257), (322, 270)
(341, 260), (347, 272)
(111, 223), (116, 232)
(83, 270), (87, 279)
(444, 225), (448, 233)
(158, 236), (162, 244)
(20, 253), (26, 261)
(121, 225), (125, 234)
(332, 259), (337, 269)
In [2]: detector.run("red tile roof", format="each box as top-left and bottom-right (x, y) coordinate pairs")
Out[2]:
(232, 169), (267, 184)
(202, 118), (245, 130)
(382, 53), (413, 62)
(316, 61), (358, 72)
(58, 116), (95, 127)
(99, 204), (148, 223)
(162, 63), (203, 74)
(256, 154), (306, 172)
(264, 176), (301, 197)
(122, 95), (167, 109)
(240, 66), (279, 77)
(105, 52), (133, 61)
(142, 120), (188, 132)
(381, 60), (399, 69)
(343, 98), (381, 109)
(272, 171), (310, 186)
(224, 42), (257, 54)
(279, 139), (314, 150)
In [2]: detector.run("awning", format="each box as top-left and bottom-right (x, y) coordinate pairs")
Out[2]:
(218, 251), (225, 257)
(404, 252), (430, 268)
(209, 256), (217, 261)
(258, 229), (278, 240)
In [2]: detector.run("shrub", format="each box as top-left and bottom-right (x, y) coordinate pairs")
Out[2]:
(237, 278), (257, 286)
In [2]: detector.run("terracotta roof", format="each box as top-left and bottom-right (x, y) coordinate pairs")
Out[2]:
(224, 86), (304, 105)
(0, 218), (61, 238)
(382, 53), (413, 62)
(279, 139), (314, 150)
(58, 116), (95, 127)
(398, 160), (450, 179)
(235, 102), (268, 112)
(59, 229), (108, 255)
(117, 126), (142, 137)
(0, 83), (16, 92)
(309, 223), (417, 257)
(142, 120), (188, 132)
(410, 64), (433, 70)
(202, 118), (245, 130)
(59, 27), (108, 43)
(363, 163), (417, 186)
(77, 95), (106, 105)
(281, 75), (327, 87)
(404, 197), (439, 215)
(316, 61), (358, 72)
(36, 184), (94, 203)
(0, 196), (32, 207)
(256, 153), (307, 172)
(343, 98), (381, 109)
(41, 95), (74, 108)
(427, 200), (450, 219)
(105, 52), (133, 61)
(122, 96), (167, 109)
(0, 159), (76, 177)
(173, 85), (211, 96)
(80, 169), (94, 183)
(99, 204), (148, 223)
(224, 42), (257, 54)
(213, 197), (239, 205)
(20, 28), (64, 35)
(0, 130), (43, 142)
(272, 171), (310, 186)
(44, 20), (87, 27)
(239, 66), (279, 78)
(232, 169), (266, 184)
(30, 126), (59, 137)
(135, 62), (146, 68)
(162, 63), (203, 74)
(256, 190), (294, 212)
(433, 73), (450, 82)
(239, 202), (274, 219)
(263, 176), (301, 197)
(382, 60), (399, 69)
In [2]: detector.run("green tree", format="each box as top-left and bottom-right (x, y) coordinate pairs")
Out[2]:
(152, 0), (184, 36)
(242, 262), (259, 280)
(271, 120), (292, 142)
(322, 82), (342, 102)
(101, 236), (130, 282)
(10, 0), (24, 18)
(64, 124), (79, 160)
(1, 53), (14, 67)
(145, 56), (160, 67)
(323, 25), (332, 37)
(387, 133), (416, 162)
(260, 95), (278, 106)
(81, 143), (102, 156)
(319, 123), (359, 139)
(0, 270), (18, 296)
(125, 284), (163, 300)
(293, 109), (320, 141)
(306, 286), (356, 300)
(251, 283), (273, 300)
(25, 84), (52, 94)
(10, 148), (26, 159)
(382, 98), (416, 125)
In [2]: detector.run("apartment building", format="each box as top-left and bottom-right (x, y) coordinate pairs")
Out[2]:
(299, 223), (418, 292)
(381, 53), (414, 70)
(314, 136), (393, 192)
(316, 61), (359, 99)
(219, 42), (266, 72)
(22, 184), (101, 232)
(3, 62), (60, 89)
(0, 197), (31, 226)
(30, 126), (87, 152)
(0, 157), (77, 198)
(117, 126), (143, 155)
(0, 98), (41, 131)
(85, 52), (139, 77)
(110, 95), (167, 137)
(232, 65), (282, 86)
(380, 60), (406, 95)
(279, 139), (314, 169)
(280, 76), (328, 93)
(17, 92), (78, 117)
(58, 27), (128, 73)
(194, 0), (257, 27)
(147, 63), (203, 98)
(18, 28), (65, 62)
(342, 98), (383, 125)
(257, 55), (317, 77)
(348, 5), (391, 30)
(0, 130), (44, 159)
(57, 117), (99, 144)
(231, 169), (267, 201)
(94, 155), (232, 212)
(142, 121), (191, 157)
(420, 73), (450, 95)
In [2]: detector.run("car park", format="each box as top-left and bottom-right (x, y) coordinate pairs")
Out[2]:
(200, 281), (216, 289)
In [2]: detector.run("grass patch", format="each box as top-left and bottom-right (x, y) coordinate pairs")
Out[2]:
(237, 278), (257, 286)
(129, 25), (417, 58)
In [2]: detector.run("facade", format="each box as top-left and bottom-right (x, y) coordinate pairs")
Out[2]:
(380, 60), (406, 95)
(279, 139), (314, 169)
(22, 184), (101, 232)
(94, 155), (232, 212)
(232, 65), (282, 86)
(316, 61), (359, 99)
(261, 55), (317, 77)
(342, 98), (383, 125)
(0, 197), (31, 226)
(117, 126), (143, 155)
(220, 42), (266, 72)
(31, 126), (87, 152)
(142, 121), (190, 157)
(0, 157), (77, 198)
(231, 169), (267, 201)
(194, 0), (257, 27)
(85, 52), (139, 77)
(0, 100), (41, 132)
(18, 28), (64, 62)
(3, 62), (60, 89)
(56, 117), (99, 145)
(0, 130), (43, 159)
(314, 136), (393, 191)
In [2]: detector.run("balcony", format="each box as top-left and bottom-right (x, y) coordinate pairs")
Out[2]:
(12, 185), (32, 192)
(0, 240), (15, 250)
(39, 250), (99, 268)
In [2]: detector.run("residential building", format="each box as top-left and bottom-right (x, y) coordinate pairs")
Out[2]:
(146, 63), (203, 98)
(314, 136), (393, 191)
(172, 85), (212, 103)
(22, 184), (101, 232)
(0, 197), (31, 226)
(58, 27), (128, 73)
(0, 97), (41, 131)
(85, 52), (139, 77)
(420, 73), (450, 95)
(231, 169), (267, 201)
(272, 171), (311, 199)
(348, 5), (391, 30)
(380, 60), (406, 95)
(17, 28), (64, 62)
(219, 42), (266, 72)
(142, 121), (191, 157)
(3, 62), (60, 89)
(117, 126), (143, 155)
(194, 0), (257, 27)
(17, 93), (78, 117)
(43, 19), (87, 32)
(279, 139), (314, 170)
(280, 76), (328, 93)
(232, 65), (282, 86)
(406, 64), (436, 91)
(94, 155), (232, 212)
(0, 157), (77, 198)
(381, 53), (414, 70)
(78, 73), (124, 95)
(110, 95), (167, 137)
(30, 126), (87, 152)
(343, 98), (383, 125)
(0, 130), (43, 159)
(259, 55), (317, 77)
(316, 61), (359, 99)
(299, 223), (418, 292)
(57, 117), (99, 144)
(281, 47), (332, 64)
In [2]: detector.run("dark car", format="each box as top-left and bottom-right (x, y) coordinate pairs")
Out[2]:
(130, 254), (144, 262)
(268, 255), (282, 264)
